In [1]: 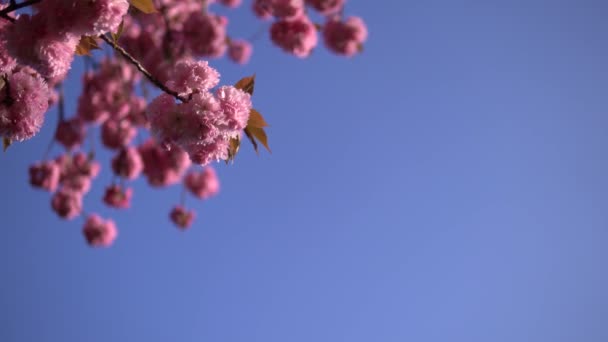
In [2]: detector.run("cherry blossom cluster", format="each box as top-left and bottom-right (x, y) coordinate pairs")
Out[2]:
(254, 0), (368, 57)
(0, 0), (367, 248)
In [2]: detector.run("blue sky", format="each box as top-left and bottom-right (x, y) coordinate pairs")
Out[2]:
(2, 1), (608, 341)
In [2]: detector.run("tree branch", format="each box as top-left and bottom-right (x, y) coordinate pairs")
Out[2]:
(0, 0), (42, 22)
(99, 34), (187, 103)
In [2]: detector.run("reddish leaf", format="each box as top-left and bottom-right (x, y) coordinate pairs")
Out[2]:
(3, 137), (11, 152)
(243, 128), (258, 154)
(247, 109), (269, 128)
(244, 126), (271, 154)
(111, 19), (125, 43)
(75, 36), (100, 56)
(129, 0), (158, 13)
(226, 136), (241, 163)
(235, 75), (255, 95)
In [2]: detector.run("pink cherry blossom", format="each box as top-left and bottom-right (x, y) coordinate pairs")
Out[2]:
(38, 0), (129, 36)
(83, 214), (118, 247)
(305, 0), (344, 15)
(216, 86), (252, 133)
(138, 139), (191, 187)
(4, 14), (78, 79)
(29, 160), (60, 192)
(218, 0), (242, 8)
(228, 39), (253, 65)
(0, 17), (16, 75)
(55, 117), (86, 150)
(101, 119), (137, 149)
(51, 189), (82, 220)
(252, 0), (273, 19)
(270, 15), (318, 58)
(165, 60), (220, 96)
(0, 69), (49, 142)
(147, 93), (203, 148)
(182, 12), (228, 58)
(112, 147), (143, 180)
(77, 59), (137, 124)
(56, 152), (100, 194)
(185, 167), (220, 200)
(184, 136), (229, 165)
(253, 0), (304, 19)
(323, 16), (368, 56)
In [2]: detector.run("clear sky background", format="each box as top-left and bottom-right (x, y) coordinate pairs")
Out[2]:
(2, 1), (608, 341)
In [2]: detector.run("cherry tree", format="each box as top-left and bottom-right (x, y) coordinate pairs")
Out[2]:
(0, 0), (367, 247)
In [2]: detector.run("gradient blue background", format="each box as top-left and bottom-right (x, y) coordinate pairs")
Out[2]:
(2, 1), (608, 341)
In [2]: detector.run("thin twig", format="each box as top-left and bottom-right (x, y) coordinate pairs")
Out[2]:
(99, 34), (187, 102)
(247, 23), (269, 43)
(43, 84), (64, 160)
(0, 0), (42, 22)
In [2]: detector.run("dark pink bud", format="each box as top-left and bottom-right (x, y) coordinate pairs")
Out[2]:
(170, 205), (195, 230)
(103, 185), (132, 209)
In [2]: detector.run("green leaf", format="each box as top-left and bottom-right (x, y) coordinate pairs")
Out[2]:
(234, 75), (255, 96)
(129, 0), (158, 13)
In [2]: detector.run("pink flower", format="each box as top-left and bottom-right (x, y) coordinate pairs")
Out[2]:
(216, 86), (252, 133)
(101, 119), (137, 149)
(228, 39), (253, 65)
(305, 0), (344, 15)
(83, 214), (118, 247)
(51, 189), (82, 220)
(270, 15), (318, 58)
(55, 117), (86, 150)
(0, 69), (49, 142)
(170, 205), (195, 229)
(103, 185), (133, 209)
(29, 160), (60, 192)
(4, 14), (78, 79)
(56, 152), (100, 194)
(218, 0), (242, 8)
(182, 12), (228, 58)
(147, 94), (204, 148)
(86, 0), (130, 35)
(77, 59), (137, 124)
(323, 16), (368, 56)
(138, 139), (191, 187)
(252, 0), (273, 19)
(253, 0), (304, 19)
(61, 174), (92, 194)
(185, 167), (220, 199)
(125, 96), (149, 127)
(165, 60), (220, 96)
(0, 18), (16, 75)
(72, 153), (101, 178)
(112, 147), (143, 180)
(184, 136), (229, 165)
(38, 0), (129, 36)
